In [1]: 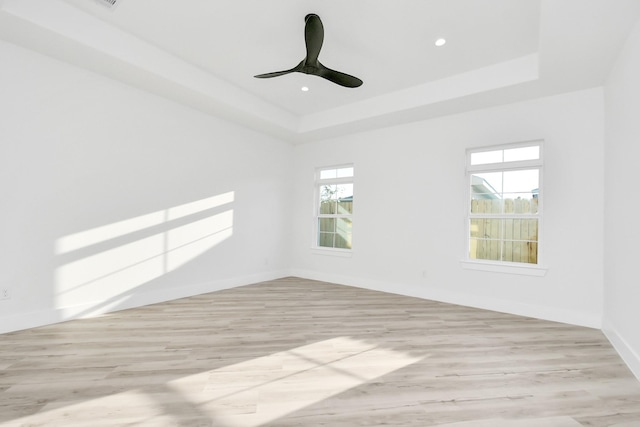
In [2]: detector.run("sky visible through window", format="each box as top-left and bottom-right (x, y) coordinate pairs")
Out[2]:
(472, 169), (538, 200)
(469, 145), (540, 200)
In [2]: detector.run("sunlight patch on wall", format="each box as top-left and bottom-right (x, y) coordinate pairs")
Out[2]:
(55, 192), (235, 254)
(54, 192), (234, 309)
(167, 210), (233, 271)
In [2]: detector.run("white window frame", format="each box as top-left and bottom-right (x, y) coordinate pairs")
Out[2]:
(461, 141), (547, 276)
(312, 164), (354, 256)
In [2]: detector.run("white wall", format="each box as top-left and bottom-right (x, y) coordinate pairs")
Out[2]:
(2, 18), (638, 382)
(603, 18), (640, 379)
(0, 40), (293, 333)
(291, 88), (605, 329)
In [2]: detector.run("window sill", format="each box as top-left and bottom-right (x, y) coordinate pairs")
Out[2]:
(312, 248), (353, 258)
(460, 260), (547, 276)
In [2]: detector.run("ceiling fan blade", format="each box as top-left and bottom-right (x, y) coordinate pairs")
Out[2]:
(254, 70), (295, 79)
(254, 62), (303, 79)
(304, 14), (324, 64)
(254, 13), (362, 88)
(316, 63), (363, 88)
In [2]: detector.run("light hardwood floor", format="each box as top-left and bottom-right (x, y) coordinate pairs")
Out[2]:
(1, 277), (639, 426)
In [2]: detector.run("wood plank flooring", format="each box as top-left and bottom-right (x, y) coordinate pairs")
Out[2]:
(1, 277), (639, 426)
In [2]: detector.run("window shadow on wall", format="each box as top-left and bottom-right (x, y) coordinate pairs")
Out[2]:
(52, 191), (235, 319)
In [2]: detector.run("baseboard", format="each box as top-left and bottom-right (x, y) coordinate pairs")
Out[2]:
(0, 270), (289, 334)
(602, 319), (640, 381)
(289, 269), (602, 329)
(2, 268), (603, 335)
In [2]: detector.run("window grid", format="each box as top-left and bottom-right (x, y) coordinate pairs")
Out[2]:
(315, 166), (354, 250)
(466, 142), (542, 266)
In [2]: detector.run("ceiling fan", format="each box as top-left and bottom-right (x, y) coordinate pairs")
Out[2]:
(254, 14), (363, 88)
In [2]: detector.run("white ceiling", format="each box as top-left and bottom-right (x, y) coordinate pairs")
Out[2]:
(1, 0), (640, 143)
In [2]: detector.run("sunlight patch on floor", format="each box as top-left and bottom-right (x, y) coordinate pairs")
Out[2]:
(8, 337), (425, 427)
(171, 336), (426, 426)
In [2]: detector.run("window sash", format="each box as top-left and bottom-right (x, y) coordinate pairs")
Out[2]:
(468, 218), (539, 264)
(466, 142), (542, 266)
(315, 165), (354, 250)
(467, 141), (543, 170)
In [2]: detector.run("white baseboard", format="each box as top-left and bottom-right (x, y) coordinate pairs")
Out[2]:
(602, 319), (640, 381)
(0, 270), (288, 334)
(1, 267), (603, 336)
(289, 269), (602, 329)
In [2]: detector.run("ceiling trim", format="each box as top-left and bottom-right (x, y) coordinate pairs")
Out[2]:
(2, 0), (640, 144)
(299, 54), (539, 134)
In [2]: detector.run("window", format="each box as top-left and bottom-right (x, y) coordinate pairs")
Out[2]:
(465, 142), (542, 267)
(315, 165), (354, 250)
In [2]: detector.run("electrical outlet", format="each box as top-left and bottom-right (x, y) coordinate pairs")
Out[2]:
(0, 288), (10, 300)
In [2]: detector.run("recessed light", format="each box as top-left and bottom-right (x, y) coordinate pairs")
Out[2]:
(301, 86), (309, 92)
(435, 38), (446, 47)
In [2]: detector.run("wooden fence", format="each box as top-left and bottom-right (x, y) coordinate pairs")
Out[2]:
(470, 198), (538, 264)
(318, 200), (353, 249)
(318, 197), (538, 263)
